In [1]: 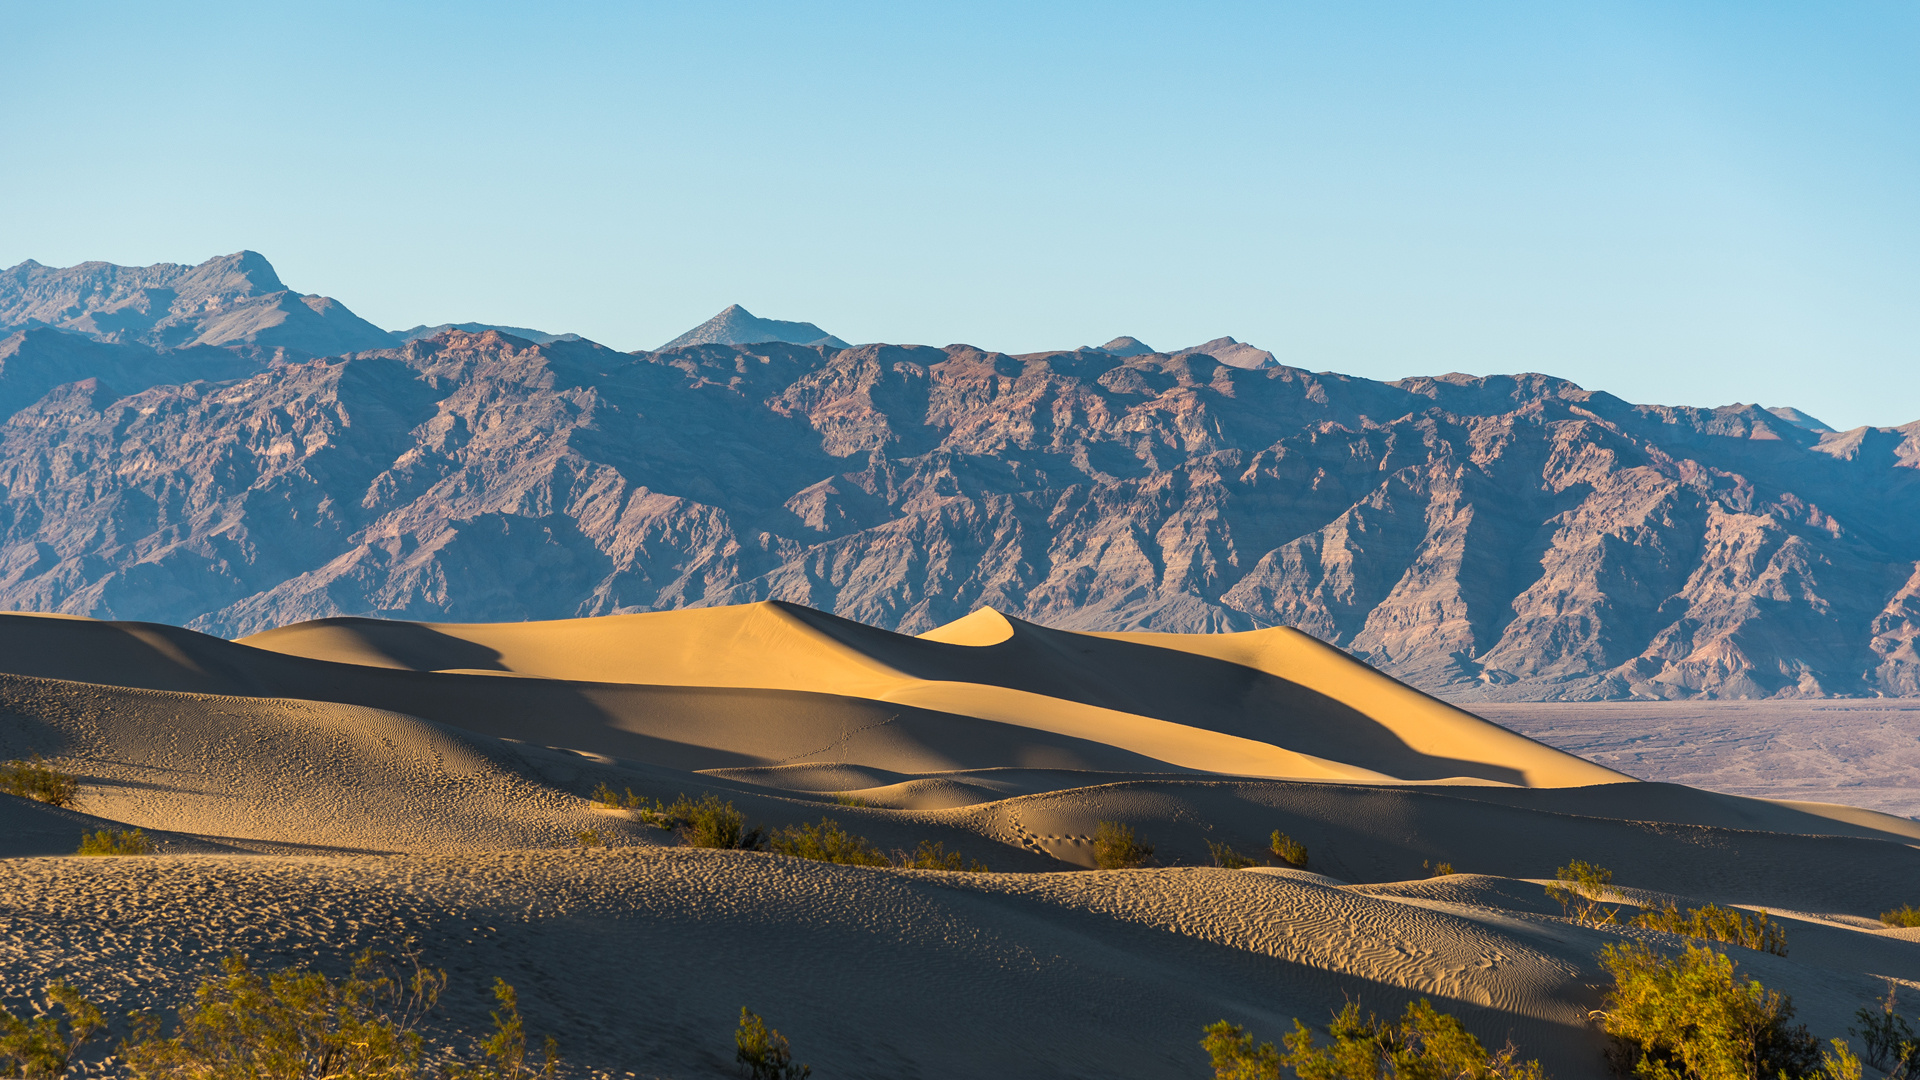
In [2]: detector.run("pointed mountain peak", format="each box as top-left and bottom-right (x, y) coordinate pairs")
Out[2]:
(188, 250), (286, 296)
(658, 304), (850, 351)
(1096, 336), (1156, 357)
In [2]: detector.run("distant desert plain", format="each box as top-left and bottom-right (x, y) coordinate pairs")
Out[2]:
(3, 601), (1918, 1078)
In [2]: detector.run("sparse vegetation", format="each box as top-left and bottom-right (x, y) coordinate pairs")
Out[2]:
(1593, 940), (1865, 1080)
(1201, 998), (1546, 1079)
(1205, 839), (1254, 870)
(832, 793), (870, 808)
(0, 979), (104, 1078)
(573, 829), (602, 850)
(628, 792), (764, 850)
(1, 753), (79, 808)
(1883, 904), (1920, 929)
(901, 840), (986, 872)
(769, 818), (890, 867)
(1425, 860), (1456, 877)
(115, 950), (558, 1080)
(589, 782), (642, 810)
(1093, 821), (1154, 869)
(1632, 902), (1788, 957)
(76, 828), (150, 856)
(1545, 859), (1619, 926)
(1269, 831), (1307, 869)
(735, 1008), (809, 1080)
(1851, 983), (1918, 1076)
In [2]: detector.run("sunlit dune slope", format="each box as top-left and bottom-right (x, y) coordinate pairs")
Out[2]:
(234, 601), (1625, 787)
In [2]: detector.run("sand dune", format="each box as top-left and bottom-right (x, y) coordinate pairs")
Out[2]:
(1, 601), (1915, 1078)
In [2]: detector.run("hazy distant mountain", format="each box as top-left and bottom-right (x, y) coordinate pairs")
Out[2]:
(0, 254), (1913, 702)
(1095, 336), (1156, 356)
(659, 304), (850, 350)
(397, 323), (583, 346)
(1765, 405), (1835, 434)
(1175, 336), (1278, 370)
(0, 251), (393, 356)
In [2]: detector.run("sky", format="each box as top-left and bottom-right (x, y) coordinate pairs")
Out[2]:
(2, 2), (1916, 428)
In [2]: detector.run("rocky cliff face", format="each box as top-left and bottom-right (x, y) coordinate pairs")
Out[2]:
(0, 320), (1914, 701)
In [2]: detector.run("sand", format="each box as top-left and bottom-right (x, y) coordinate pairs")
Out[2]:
(1, 602), (1916, 1078)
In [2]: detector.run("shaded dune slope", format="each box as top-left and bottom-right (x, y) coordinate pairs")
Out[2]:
(4, 602), (1919, 1078)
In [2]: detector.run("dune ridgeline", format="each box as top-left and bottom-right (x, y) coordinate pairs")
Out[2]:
(2, 601), (1917, 1078)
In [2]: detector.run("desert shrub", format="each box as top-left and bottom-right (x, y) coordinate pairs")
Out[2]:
(573, 829), (602, 850)
(1591, 940), (1867, 1080)
(0, 979), (105, 1078)
(638, 793), (763, 850)
(1206, 839), (1254, 870)
(1545, 860), (1619, 926)
(735, 1008), (809, 1080)
(1, 753), (79, 808)
(1203, 999), (1546, 1079)
(1093, 821), (1154, 869)
(1200, 1020), (1281, 1079)
(446, 979), (561, 1080)
(589, 782), (628, 809)
(76, 828), (150, 856)
(1269, 831), (1308, 869)
(769, 818), (890, 867)
(832, 793), (870, 808)
(120, 951), (557, 1080)
(1851, 984), (1919, 1075)
(1633, 903), (1788, 957)
(901, 840), (986, 872)
(1883, 904), (1920, 929)
(1425, 860), (1456, 877)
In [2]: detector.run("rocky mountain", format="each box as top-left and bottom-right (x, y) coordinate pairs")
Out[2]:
(0, 251), (393, 356)
(0, 257), (1915, 701)
(659, 303), (850, 350)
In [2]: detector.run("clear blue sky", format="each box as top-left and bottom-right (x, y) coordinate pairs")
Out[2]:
(4, 2), (1916, 428)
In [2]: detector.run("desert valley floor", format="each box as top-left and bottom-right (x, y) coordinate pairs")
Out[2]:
(2, 601), (1917, 1078)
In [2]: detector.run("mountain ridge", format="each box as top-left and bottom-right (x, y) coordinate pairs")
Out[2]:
(0, 254), (1914, 702)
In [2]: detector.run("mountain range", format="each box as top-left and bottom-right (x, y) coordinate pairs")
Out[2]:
(1, 250), (1915, 701)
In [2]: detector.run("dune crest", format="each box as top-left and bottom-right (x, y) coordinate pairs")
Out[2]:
(235, 600), (1627, 787)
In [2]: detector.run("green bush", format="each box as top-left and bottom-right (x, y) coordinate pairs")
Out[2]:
(769, 818), (890, 867)
(1632, 902), (1788, 957)
(573, 829), (603, 850)
(1093, 821), (1153, 869)
(1851, 984), (1918, 1075)
(633, 792), (763, 850)
(1424, 860), (1456, 877)
(735, 1008), (809, 1080)
(1545, 860), (1618, 926)
(1, 753), (79, 808)
(832, 793), (870, 808)
(1269, 831), (1308, 869)
(76, 828), (150, 856)
(119, 951), (557, 1080)
(0, 979), (104, 1078)
(1206, 839), (1254, 870)
(589, 782), (635, 809)
(1594, 940), (1863, 1080)
(902, 840), (986, 872)
(1202, 999), (1546, 1079)
(1882, 904), (1920, 929)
